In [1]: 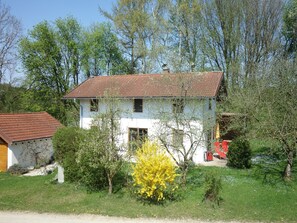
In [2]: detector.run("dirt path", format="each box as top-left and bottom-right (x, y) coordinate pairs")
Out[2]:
(0, 211), (247, 223)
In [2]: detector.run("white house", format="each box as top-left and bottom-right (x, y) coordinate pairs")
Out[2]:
(64, 71), (223, 163)
(0, 112), (62, 171)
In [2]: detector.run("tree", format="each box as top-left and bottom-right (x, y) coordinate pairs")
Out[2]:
(19, 20), (73, 123)
(199, 0), (283, 90)
(101, 0), (168, 74)
(282, 0), (297, 58)
(55, 17), (82, 86)
(77, 94), (124, 194)
(0, 83), (26, 112)
(155, 74), (215, 184)
(19, 18), (81, 124)
(167, 0), (202, 72)
(0, 1), (22, 83)
(81, 23), (129, 77)
(225, 59), (297, 179)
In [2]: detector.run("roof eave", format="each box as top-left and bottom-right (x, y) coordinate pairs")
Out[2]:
(63, 95), (215, 100)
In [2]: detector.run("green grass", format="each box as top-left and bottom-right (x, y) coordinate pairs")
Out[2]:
(0, 167), (297, 222)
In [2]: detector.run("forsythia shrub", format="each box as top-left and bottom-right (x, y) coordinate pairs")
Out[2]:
(132, 140), (178, 203)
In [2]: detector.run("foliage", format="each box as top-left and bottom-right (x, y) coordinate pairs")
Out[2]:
(52, 127), (85, 182)
(282, 0), (297, 58)
(225, 59), (297, 178)
(227, 139), (252, 169)
(76, 146), (108, 192)
(7, 164), (28, 175)
(0, 84), (26, 113)
(77, 97), (124, 194)
(200, 0), (282, 90)
(19, 18), (79, 124)
(19, 18), (126, 124)
(76, 128), (118, 192)
(81, 23), (129, 77)
(168, 0), (202, 71)
(202, 171), (222, 206)
(100, 0), (168, 74)
(132, 140), (178, 203)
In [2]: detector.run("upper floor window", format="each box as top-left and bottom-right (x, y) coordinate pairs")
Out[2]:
(208, 98), (212, 110)
(134, 99), (143, 113)
(90, 99), (98, 112)
(172, 99), (184, 113)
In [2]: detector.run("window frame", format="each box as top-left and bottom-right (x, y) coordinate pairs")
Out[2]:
(133, 99), (143, 113)
(128, 128), (148, 150)
(172, 98), (185, 113)
(208, 98), (212, 110)
(90, 99), (99, 112)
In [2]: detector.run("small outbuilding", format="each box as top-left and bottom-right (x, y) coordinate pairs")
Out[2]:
(0, 112), (62, 171)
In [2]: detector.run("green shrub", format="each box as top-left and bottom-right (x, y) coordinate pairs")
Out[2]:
(227, 139), (252, 169)
(202, 172), (222, 205)
(53, 127), (85, 182)
(7, 164), (28, 175)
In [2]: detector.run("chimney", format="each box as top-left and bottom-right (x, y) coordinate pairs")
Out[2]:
(162, 64), (170, 74)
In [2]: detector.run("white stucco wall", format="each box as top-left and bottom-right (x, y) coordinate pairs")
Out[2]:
(79, 97), (217, 163)
(7, 138), (53, 169)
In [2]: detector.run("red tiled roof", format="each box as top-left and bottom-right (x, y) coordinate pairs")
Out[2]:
(0, 112), (63, 144)
(64, 72), (223, 99)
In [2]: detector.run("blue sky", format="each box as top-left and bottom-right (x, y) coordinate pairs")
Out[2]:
(2, 0), (116, 34)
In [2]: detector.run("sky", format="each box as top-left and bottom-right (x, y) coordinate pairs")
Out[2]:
(2, 0), (116, 34)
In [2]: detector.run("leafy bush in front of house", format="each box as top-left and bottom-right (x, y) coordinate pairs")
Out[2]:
(202, 171), (222, 206)
(7, 164), (28, 175)
(53, 127), (86, 182)
(227, 138), (252, 169)
(76, 130), (108, 191)
(132, 140), (178, 203)
(76, 123), (123, 193)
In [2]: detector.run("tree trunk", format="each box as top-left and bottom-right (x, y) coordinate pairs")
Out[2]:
(107, 173), (113, 194)
(180, 162), (188, 186)
(284, 150), (293, 180)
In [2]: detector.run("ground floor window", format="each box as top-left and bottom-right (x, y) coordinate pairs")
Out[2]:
(128, 128), (148, 150)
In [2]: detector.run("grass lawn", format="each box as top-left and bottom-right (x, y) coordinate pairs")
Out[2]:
(0, 166), (297, 222)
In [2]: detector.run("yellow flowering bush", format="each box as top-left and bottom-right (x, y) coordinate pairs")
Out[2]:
(132, 140), (178, 203)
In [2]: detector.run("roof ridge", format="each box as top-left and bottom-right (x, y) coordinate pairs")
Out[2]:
(90, 71), (223, 78)
(0, 111), (48, 116)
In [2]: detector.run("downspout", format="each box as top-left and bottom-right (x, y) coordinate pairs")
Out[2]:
(80, 104), (83, 128)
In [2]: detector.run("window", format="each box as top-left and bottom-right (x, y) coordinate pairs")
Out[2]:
(208, 98), (212, 110)
(129, 128), (148, 150)
(172, 99), (184, 113)
(172, 129), (184, 148)
(134, 99), (143, 112)
(90, 99), (98, 112)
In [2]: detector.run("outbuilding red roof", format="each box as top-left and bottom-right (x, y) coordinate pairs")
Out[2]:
(64, 72), (223, 99)
(0, 112), (62, 144)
